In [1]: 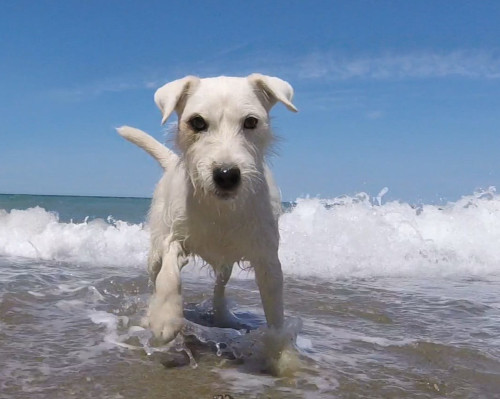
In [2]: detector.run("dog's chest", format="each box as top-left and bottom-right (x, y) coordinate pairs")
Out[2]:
(184, 207), (258, 265)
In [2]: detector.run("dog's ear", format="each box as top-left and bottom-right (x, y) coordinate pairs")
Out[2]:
(154, 76), (200, 124)
(248, 74), (298, 113)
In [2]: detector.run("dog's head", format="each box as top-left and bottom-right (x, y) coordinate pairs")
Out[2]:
(154, 74), (297, 201)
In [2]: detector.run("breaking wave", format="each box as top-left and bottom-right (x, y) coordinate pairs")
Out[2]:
(1, 187), (500, 279)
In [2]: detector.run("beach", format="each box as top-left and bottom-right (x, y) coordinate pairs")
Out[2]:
(1, 193), (499, 398)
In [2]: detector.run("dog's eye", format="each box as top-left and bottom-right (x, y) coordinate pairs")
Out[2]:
(189, 116), (208, 132)
(243, 116), (258, 130)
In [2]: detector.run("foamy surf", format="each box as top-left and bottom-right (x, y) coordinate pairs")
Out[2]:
(2, 187), (500, 279)
(280, 186), (500, 279)
(0, 206), (148, 267)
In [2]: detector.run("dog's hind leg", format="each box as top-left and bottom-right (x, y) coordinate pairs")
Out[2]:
(213, 264), (233, 326)
(213, 264), (233, 312)
(147, 237), (188, 341)
(212, 264), (246, 329)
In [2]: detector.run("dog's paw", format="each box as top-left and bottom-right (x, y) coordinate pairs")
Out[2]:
(149, 314), (184, 342)
(213, 308), (250, 330)
(148, 295), (184, 342)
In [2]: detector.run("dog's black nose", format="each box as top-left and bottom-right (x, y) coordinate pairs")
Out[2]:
(213, 166), (241, 191)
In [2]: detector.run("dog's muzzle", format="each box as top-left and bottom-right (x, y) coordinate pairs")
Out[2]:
(213, 165), (241, 193)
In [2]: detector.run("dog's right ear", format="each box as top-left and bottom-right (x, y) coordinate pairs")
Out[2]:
(154, 76), (200, 125)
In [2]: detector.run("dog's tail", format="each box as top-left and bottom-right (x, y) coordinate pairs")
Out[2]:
(116, 126), (177, 170)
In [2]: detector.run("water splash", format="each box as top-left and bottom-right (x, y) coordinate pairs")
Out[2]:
(2, 188), (500, 279)
(279, 186), (500, 279)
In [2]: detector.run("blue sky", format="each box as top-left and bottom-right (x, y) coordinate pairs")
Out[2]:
(1, 1), (499, 203)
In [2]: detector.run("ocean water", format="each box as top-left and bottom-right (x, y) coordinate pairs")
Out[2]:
(1, 190), (500, 398)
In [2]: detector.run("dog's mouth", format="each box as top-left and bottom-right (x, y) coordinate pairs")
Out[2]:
(213, 189), (238, 200)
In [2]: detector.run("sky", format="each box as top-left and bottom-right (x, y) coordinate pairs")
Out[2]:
(1, 0), (499, 203)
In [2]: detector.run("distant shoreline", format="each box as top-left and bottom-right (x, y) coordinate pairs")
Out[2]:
(0, 193), (152, 200)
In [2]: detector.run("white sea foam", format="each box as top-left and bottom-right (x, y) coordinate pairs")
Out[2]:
(0, 206), (148, 268)
(1, 188), (500, 279)
(279, 187), (500, 278)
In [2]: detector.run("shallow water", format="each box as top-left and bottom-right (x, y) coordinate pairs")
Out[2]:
(1, 192), (500, 398)
(1, 256), (499, 398)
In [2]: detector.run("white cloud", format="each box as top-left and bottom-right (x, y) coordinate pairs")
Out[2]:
(48, 48), (500, 102)
(297, 50), (500, 81)
(49, 79), (149, 101)
(366, 110), (384, 120)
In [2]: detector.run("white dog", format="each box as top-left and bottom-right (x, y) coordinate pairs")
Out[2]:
(117, 74), (297, 342)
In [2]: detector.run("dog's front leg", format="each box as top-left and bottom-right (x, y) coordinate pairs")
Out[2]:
(253, 254), (284, 329)
(147, 238), (187, 341)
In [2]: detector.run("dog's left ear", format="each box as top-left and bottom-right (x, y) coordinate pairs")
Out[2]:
(154, 76), (200, 124)
(248, 74), (298, 113)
